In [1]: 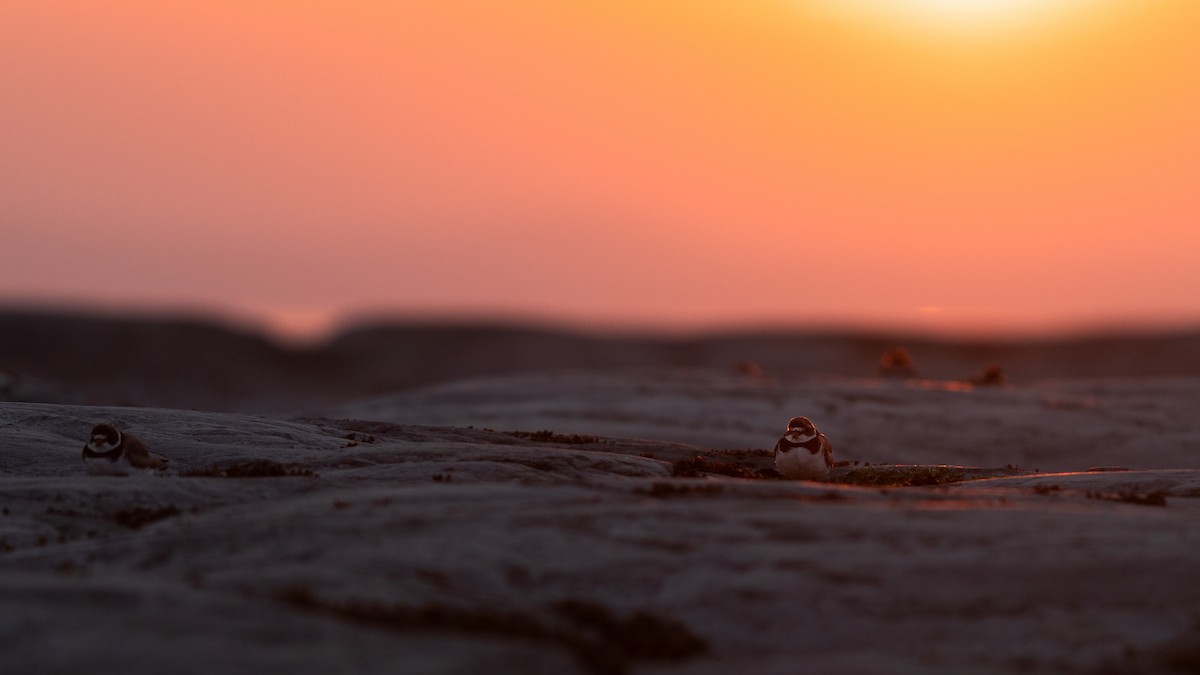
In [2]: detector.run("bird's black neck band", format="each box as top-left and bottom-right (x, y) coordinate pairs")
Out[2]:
(83, 445), (122, 461)
(798, 434), (823, 452)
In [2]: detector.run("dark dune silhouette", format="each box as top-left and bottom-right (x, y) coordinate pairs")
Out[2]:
(2, 308), (1199, 412)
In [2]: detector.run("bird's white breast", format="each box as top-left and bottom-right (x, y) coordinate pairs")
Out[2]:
(775, 443), (828, 480)
(84, 453), (130, 475)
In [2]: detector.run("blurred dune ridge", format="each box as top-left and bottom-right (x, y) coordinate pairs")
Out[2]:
(2, 308), (1200, 412)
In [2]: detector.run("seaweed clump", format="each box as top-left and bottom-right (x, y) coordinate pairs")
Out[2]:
(553, 598), (708, 662)
(833, 465), (968, 487)
(181, 460), (317, 478)
(508, 429), (603, 445)
(635, 482), (726, 498)
(671, 455), (773, 480)
(276, 586), (706, 675)
(1085, 490), (1167, 507)
(111, 505), (181, 529)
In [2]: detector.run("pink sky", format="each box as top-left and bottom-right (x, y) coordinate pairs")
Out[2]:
(3, 1), (1198, 339)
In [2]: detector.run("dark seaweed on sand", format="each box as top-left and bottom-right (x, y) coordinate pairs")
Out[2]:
(828, 464), (1041, 487)
(180, 460), (317, 478)
(507, 429), (604, 445)
(277, 585), (706, 675)
(636, 482), (726, 498)
(832, 465), (969, 487)
(671, 455), (776, 480)
(1085, 490), (1168, 507)
(111, 505), (181, 529)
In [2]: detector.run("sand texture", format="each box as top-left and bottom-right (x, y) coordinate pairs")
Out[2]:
(3, 368), (1200, 674)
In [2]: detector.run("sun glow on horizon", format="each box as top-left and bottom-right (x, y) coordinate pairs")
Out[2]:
(809, 0), (1117, 39)
(2, 1), (1198, 338)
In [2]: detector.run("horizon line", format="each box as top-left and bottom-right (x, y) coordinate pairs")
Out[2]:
(3, 299), (1200, 347)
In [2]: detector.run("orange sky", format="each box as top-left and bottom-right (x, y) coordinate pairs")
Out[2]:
(3, 0), (1198, 339)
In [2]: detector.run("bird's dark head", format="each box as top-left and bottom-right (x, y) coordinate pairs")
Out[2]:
(786, 417), (816, 434)
(87, 424), (123, 452)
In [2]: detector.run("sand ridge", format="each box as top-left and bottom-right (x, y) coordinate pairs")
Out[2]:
(3, 371), (1200, 673)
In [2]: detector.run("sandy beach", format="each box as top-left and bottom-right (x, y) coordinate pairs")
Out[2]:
(7, 1), (1200, 672)
(4, 320), (1200, 674)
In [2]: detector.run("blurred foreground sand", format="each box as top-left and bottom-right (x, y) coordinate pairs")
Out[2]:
(3, 312), (1200, 673)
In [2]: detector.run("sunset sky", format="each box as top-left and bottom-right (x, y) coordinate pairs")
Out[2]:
(3, 0), (1198, 339)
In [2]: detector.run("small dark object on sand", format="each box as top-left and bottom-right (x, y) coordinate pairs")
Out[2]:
(970, 365), (1007, 386)
(879, 347), (918, 379)
(734, 360), (764, 379)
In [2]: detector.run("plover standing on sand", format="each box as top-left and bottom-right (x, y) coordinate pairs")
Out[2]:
(82, 424), (167, 475)
(773, 416), (833, 480)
